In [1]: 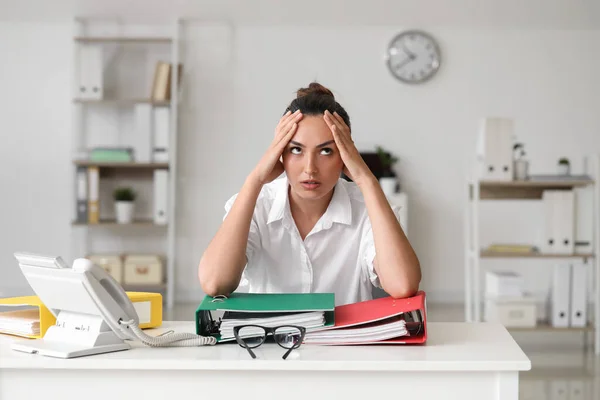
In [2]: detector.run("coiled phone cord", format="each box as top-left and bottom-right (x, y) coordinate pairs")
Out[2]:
(119, 319), (217, 347)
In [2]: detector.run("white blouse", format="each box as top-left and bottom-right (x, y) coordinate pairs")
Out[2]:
(222, 176), (402, 306)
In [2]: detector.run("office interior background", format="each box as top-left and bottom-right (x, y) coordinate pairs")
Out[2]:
(1, 1), (600, 398)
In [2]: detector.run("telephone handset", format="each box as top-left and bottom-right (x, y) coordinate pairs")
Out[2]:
(73, 258), (139, 341)
(12, 252), (216, 359)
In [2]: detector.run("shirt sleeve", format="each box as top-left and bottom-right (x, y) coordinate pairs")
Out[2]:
(360, 203), (404, 288)
(223, 193), (262, 292)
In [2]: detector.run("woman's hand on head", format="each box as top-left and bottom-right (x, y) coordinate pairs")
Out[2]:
(323, 110), (374, 186)
(250, 109), (303, 186)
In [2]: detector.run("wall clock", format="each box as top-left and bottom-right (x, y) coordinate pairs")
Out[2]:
(386, 30), (441, 84)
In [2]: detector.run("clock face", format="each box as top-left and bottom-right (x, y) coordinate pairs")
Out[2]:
(386, 30), (441, 84)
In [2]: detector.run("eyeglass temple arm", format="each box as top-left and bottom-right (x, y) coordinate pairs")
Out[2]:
(245, 346), (257, 359)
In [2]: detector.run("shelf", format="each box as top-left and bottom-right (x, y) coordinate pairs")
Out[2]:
(73, 98), (170, 106)
(473, 178), (594, 200)
(74, 161), (169, 169)
(74, 37), (172, 44)
(122, 283), (167, 292)
(480, 250), (594, 259)
(72, 219), (167, 227)
(507, 322), (594, 332)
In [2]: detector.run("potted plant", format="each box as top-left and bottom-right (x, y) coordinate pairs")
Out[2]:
(557, 157), (570, 175)
(512, 143), (529, 180)
(376, 146), (399, 196)
(114, 187), (136, 224)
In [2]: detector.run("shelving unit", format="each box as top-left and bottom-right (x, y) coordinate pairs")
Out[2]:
(70, 18), (182, 309)
(465, 155), (600, 355)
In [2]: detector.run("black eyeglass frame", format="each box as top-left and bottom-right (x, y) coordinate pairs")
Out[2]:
(233, 324), (306, 359)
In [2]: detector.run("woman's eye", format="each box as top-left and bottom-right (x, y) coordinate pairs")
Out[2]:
(290, 147), (302, 155)
(320, 148), (333, 155)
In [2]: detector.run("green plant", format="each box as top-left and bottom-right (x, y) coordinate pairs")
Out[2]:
(558, 157), (570, 165)
(376, 146), (399, 177)
(113, 187), (136, 202)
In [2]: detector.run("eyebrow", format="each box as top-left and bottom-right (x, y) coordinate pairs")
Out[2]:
(289, 140), (335, 148)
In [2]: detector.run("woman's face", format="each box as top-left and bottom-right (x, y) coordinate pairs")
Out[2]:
(282, 115), (344, 201)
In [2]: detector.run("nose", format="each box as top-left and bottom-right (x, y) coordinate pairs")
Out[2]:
(304, 152), (318, 176)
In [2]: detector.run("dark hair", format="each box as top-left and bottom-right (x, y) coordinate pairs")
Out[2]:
(285, 82), (351, 131)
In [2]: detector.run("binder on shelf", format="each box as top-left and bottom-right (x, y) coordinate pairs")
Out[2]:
(542, 190), (557, 254)
(87, 166), (99, 224)
(570, 262), (588, 327)
(75, 166), (88, 223)
(476, 117), (513, 181)
(549, 264), (571, 327)
(0, 292), (162, 339)
(77, 44), (103, 100)
(134, 104), (153, 163)
(574, 186), (594, 254)
(556, 191), (575, 254)
(153, 169), (168, 225)
(152, 107), (170, 162)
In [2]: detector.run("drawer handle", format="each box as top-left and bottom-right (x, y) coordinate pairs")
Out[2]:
(136, 266), (149, 275)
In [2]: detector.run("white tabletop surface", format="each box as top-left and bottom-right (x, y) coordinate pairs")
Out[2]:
(0, 321), (531, 372)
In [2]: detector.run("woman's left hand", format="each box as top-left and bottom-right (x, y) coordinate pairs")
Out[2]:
(324, 110), (374, 186)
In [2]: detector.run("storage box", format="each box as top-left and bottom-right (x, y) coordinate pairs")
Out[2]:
(124, 254), (163, 285)
(485, 270), (524, 298)
(484, 295), (537, 328)
(87, 254), (123, 283)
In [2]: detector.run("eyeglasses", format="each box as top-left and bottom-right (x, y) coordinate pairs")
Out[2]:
(233, 325), (306, 359)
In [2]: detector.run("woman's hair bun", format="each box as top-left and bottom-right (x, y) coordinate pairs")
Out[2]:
(296, 82), (334, 99)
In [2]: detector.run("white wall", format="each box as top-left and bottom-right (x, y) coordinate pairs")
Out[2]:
(1, 17), (600, 304)
(0, 22), (73, 297)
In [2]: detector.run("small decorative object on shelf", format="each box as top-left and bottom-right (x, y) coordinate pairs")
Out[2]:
(114, 187), (136, 224)
(557, 157), (570, 176)
(376, 145), (399, 196)
(512, 143), (529, 181)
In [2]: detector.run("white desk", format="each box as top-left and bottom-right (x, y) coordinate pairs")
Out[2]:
(0, 321), (530, 400)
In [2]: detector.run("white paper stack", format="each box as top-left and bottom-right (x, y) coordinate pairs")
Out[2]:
(0, 309), (40, 337)
(218, 311), (325, 341)
(485, 271), (524, 297)
(303, 318), (407, 344)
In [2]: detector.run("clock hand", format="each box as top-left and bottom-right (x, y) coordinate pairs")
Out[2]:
(402, 44), (417, 59)
(394, 55), (415, 70)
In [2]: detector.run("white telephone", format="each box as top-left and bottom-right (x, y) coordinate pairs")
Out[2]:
(11, 252), (216, 358)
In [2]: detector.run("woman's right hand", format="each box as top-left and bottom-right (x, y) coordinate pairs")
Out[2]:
(250, 109), (303, 185)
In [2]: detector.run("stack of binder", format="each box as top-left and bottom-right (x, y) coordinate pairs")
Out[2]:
(196, 291), (427, 345)
(476, 117), (514, 182)
(196, 293), (335, 342)
(541, 185), (593, 255)
(549, 263), (588, 328)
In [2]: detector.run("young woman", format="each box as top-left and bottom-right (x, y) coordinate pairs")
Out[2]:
(198, 82), (421, 305)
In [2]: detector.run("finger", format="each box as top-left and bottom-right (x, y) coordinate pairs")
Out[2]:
(323, 111), (337, 132)
(276, 110), (300, 132)
(275, 122), (297, 148)
(276, 111), (302, 139)
(332, 112), (350, 137)
(325, 110), (346, 136)
(331, 125), (348, 153)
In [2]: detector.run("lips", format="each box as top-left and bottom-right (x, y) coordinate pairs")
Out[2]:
(300, 180), (321, 190)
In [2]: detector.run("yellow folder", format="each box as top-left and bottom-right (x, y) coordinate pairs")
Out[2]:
(0, 292), (162, 339)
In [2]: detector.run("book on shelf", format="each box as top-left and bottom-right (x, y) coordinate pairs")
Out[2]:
(486, 244), (538, 254)
(151, 61), (183, 102)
